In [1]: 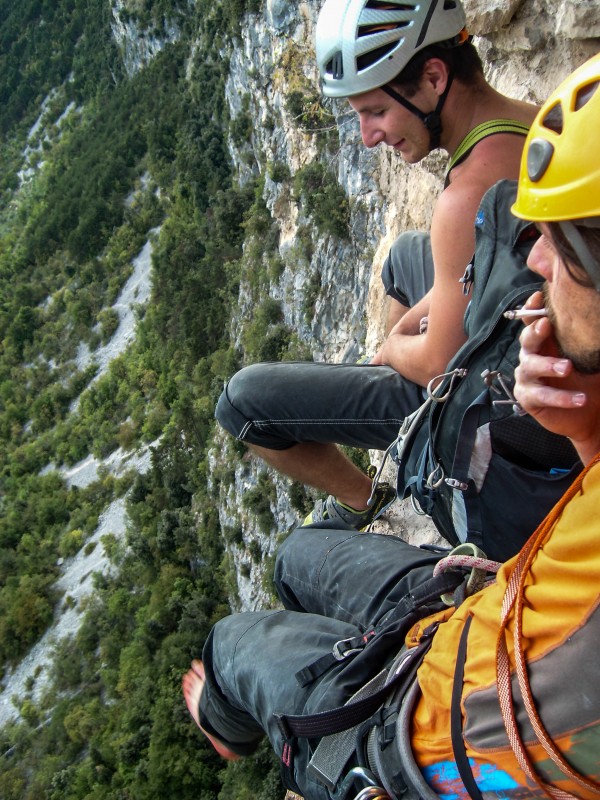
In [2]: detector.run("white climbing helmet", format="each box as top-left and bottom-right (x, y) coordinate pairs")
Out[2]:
(316, 0), (467, 98)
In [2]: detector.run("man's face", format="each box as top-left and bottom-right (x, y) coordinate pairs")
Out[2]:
(348, 86), (431, 163)
(528, 224), (600, 374)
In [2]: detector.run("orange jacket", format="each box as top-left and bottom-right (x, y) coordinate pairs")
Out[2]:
(411, 458), (600, 797)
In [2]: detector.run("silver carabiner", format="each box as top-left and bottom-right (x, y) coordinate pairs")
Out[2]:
(332, 767), (390, 800)
(366, 368), (467, 507)
(426, 462), (445, 489)
(426, 368), (468, 402)
(366, 438), (399, 506)
(355, 788), (390, 800)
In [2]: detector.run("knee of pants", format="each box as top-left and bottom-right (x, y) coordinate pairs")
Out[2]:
(215, 363), (299, 450)
(274, 528), (315, 604)
(274, 525), (357, 605)
(214, 364), (264, 440)
(381, 255), (407, 306)
(274, 531), (294, 594)
(381, 230), (433, 308)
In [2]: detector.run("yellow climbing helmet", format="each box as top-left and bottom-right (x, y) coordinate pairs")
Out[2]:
(512, 53), (600, 224)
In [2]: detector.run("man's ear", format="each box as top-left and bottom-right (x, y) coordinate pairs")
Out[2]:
(421, 58), (451, 97)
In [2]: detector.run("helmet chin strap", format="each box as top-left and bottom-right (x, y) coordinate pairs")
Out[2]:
(559, 220), (600, 293)
(382, 69), (454, 151)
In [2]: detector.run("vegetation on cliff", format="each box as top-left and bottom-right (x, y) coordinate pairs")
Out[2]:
(0, 0), (342, 796)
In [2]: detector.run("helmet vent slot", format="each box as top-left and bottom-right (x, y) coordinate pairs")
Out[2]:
(575, 80), (599, 111)
(365, 1), (416, 9)
(541, 102), (563, 134)
(357, 42), (402, 71)
(357, 22), (410, 39)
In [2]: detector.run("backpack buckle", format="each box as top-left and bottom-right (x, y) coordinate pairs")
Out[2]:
(445, 477), (469, 491)
(333, 630), (375, 661)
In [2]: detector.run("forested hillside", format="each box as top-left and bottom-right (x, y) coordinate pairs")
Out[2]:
(0, 0), (293, 796)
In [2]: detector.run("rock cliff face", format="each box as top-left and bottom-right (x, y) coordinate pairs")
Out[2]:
(111, 0), (183, 76)
(208, 0), (600, 610)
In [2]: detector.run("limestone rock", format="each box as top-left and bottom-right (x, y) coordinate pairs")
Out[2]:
(463, 0), (523, 35)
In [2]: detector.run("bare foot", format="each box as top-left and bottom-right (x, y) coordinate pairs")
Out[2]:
(182, 659), (241, 761)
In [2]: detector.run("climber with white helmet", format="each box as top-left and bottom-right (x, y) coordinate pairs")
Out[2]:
(215, 0), (538, 536)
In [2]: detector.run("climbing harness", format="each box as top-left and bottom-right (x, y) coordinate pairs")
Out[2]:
(416, 367), (529, 501)
(276, 542), (501, 799)
(366, 368), (466, 509)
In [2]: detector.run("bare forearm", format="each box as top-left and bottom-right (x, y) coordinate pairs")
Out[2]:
(389, 293), (432, 337)
(378, 331), (451, 387)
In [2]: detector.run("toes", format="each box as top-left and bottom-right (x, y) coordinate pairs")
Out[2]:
(191, 659), (205, 681)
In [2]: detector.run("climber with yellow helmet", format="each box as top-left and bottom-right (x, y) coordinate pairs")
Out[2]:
(184, 54), (600, 799)
(513, 53), (600, 454)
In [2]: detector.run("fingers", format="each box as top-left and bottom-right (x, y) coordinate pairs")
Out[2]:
(523, 290), (545, 311)
(519, 316), (561, 361)
(515, 369), (586, 411)
(515, 319), (586, 413)
(518, 290), (547, 327)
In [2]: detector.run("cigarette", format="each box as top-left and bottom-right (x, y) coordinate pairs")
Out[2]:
(503, 308), (548, 320)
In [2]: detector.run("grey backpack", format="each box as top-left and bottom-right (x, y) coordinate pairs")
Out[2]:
(397, 180), (582, 562)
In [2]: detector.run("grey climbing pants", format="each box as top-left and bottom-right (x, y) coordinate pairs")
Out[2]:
(199, 526), (442, 798)
(381, 231), (434, 309)
(215, 360), (426, 451)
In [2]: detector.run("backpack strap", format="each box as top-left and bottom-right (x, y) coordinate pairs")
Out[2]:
(450, 615), (485, 800)
(276, 620), (444, 743)
(274, 567), (466, 792)
(276, 546), (504, 790)
(307, 622), (439, 791)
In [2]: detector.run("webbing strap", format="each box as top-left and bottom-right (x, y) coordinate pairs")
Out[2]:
(276, 610), (450, 742)
(275, 569), (464, 790)
(382, 70), (454, 150)
(277, 647), (419, 741)
(450, 615), (484, 800)
(296, 630), (376, 687)
(307, 669), (390, 790)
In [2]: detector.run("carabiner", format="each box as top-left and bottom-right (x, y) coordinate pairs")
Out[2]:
(332, 767), (390, 800)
